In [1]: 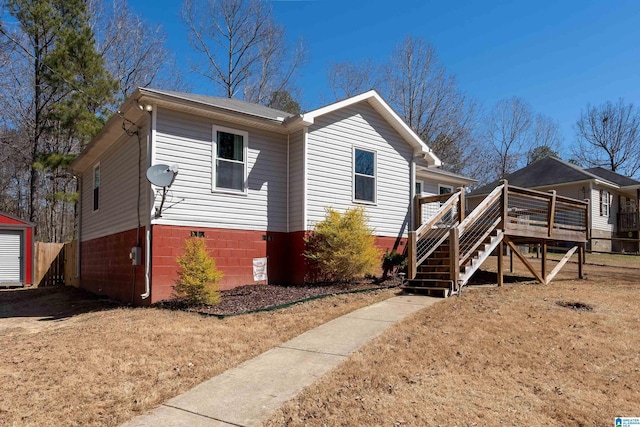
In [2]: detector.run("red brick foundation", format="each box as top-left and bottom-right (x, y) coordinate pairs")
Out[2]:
(80, 228), (146, 305)
(80, 224), (407, 305)
(150, 225), (309, 303)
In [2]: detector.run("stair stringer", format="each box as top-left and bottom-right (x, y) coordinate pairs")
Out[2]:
(458, 230), (504, 287)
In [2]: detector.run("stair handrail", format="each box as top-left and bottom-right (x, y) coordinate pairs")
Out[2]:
(458, 184), (504, 235)
(415, 191), (461, 239)
(408, 190), (462, 279)
(456, 183), (505, 268)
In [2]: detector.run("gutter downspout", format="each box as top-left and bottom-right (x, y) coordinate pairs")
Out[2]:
(141, 107), (155, 300)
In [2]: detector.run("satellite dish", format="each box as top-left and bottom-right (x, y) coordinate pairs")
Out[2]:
(146, 164), (180, 218)
(146, 164), (178, 188)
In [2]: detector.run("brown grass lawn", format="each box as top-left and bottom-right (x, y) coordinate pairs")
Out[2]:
(0, 287), (396, 426)
(264, 254), (640, 426)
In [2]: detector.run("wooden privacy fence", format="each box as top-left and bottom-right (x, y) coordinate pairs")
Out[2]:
(34, 240), (78, 287)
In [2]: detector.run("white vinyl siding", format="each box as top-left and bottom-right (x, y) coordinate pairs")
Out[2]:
(80, 130), (148, 241)
(0, 231), (22, 282)
(152, 108), (287, 232)
(592, 185), (615, 232)
(288, 129), (305, 232)
(305, 102), (413, 237)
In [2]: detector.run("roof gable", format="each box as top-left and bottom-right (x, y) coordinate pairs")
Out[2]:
(291, 90), (441, 166)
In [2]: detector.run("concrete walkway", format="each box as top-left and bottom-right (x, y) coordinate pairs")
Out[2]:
(121, 294), (438, 427)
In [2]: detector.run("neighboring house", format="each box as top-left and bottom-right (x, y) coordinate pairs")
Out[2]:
(0, 212), (34, 287)
(468, 156), (640, 253)
(70, 89), (473, 305)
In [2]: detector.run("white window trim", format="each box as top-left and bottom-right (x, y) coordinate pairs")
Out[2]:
(352, 146), (377, 205)
(92, 162), (100, 212)
(212, 125), (249, 195)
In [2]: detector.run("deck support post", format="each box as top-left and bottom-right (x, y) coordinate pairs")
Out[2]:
(413, 195), (422, 231)
(458, 187), (465, 223)
(541, 240), (548, 284)
(449, 227), (460, 289)
(497, 240), (504, 287)
(408, 231), (417, 280)
(500, 179), (508, 229)
(578, 243), (585, 279)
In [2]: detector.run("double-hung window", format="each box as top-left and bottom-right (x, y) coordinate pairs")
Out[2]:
(599, 189), (610, 217)
(213, 127), (247, 193)
(93, 163), (100, 211)
(354, 148), (376, 203)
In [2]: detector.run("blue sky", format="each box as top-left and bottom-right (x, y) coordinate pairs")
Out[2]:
(135, 0), (639, 155)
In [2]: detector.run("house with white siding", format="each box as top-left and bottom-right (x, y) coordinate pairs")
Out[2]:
(70, 89), (474, 305)
(467, 156), (640, 253)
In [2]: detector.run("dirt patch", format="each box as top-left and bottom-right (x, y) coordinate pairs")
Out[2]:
(0, 286), (120, 334)
(556, 300), (594, 311)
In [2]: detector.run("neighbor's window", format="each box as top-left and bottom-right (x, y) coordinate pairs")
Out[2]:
(599, 189), (610, 217)
(213, 127), (247, 192)
(93, 163), (100, 211)
(354, 148), (376, 203)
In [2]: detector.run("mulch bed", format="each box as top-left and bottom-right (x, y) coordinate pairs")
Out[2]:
(155, 277), (402, 316)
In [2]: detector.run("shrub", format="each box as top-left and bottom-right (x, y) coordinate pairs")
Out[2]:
(304, 207), (381, 282)
(382, 250), (407, 279)
(173, 237), (223, 305)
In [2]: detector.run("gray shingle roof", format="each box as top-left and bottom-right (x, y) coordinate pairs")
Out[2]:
(585, 167), (640, 187)
(140, 88), (296, 121)
(469, 156), (618, 196)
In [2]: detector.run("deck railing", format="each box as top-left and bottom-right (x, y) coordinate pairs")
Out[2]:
(408, 191), (463, 279)
(504, 185), (589, 241)
(618, 211), (639, 232)
(408, 180), (589, 282)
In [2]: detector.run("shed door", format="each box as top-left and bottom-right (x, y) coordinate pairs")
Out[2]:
(0, 231), (22, 283)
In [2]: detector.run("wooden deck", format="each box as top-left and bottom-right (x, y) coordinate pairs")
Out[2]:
(405, 180), (589, 297)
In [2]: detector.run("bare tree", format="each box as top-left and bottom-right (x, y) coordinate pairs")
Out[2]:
(482, 97), (533, 180)
(384, 37), (477, 174)
(182, 0), (305, 103)
(91, 0), (187, 102)
(573, 99), (640, 177)
(526, 114), (562, 164)
(327, 59), (382, 101)
(326, 37), (477, 174)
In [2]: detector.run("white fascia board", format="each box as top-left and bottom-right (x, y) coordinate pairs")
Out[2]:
(417, 168), (476, 187)
(297, 90), (441, 167)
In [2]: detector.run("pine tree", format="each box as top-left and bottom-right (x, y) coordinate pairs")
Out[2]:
(5, 0), (116, 238)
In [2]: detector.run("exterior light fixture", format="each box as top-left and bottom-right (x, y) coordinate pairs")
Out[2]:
(137, 102), (153, 112)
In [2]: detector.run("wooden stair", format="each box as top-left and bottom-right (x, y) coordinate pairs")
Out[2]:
(403, 232), (503, 298)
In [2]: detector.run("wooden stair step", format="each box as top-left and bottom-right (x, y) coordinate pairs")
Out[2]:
(401, 284), (450, 298)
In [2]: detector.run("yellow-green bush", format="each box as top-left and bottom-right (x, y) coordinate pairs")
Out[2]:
(304, 207), (381, 282)
(173, 237), (223, 305)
